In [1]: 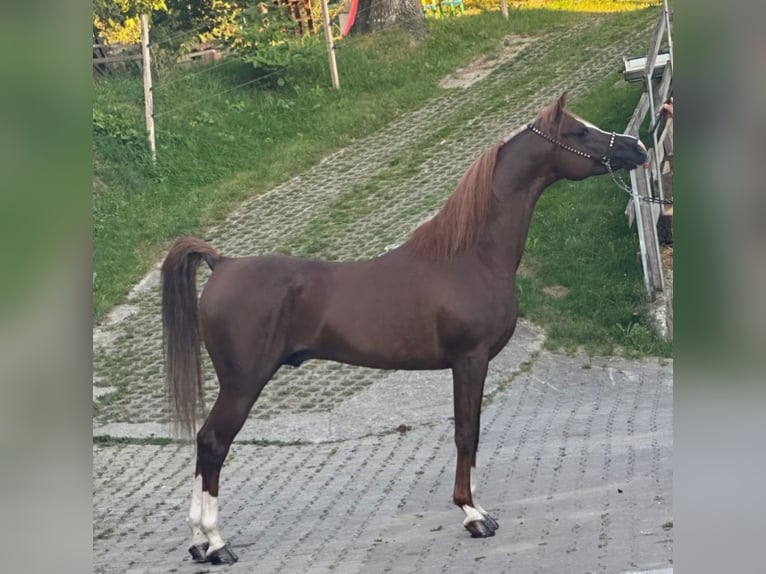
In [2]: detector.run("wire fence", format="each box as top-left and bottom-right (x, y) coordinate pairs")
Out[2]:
(96, 3), (468, 145)
(150, 2), (440, 114)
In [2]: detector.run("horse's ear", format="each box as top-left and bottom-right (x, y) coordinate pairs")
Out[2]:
(554, 92), (568, 122)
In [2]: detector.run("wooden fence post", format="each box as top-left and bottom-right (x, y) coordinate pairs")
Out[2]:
(320, 0), (340, 89)
(140, 14), (157, 163)
(500, 0), (509, 19)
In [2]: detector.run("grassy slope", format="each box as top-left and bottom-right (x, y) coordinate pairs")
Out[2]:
(93, 10), (578, 321)
(93, 7), (670, 356)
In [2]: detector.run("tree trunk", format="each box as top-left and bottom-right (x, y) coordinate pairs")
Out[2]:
(351, 0), (426, 42)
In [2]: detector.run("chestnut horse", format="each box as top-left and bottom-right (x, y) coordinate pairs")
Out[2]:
(161, 93), (647, 564)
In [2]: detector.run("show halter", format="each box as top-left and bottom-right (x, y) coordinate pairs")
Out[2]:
(526, 123), (672, 205)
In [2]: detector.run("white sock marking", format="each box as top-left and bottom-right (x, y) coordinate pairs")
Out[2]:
(470, 467), (490, 517)
(462, 504), (484, 525)
(201, 492), (226, 554)
(187, 474), (207, 547)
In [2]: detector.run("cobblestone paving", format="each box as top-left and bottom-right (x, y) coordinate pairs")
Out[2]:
(93, 10), (673, 573)
(93, 10), (657, 428)
(93, 352), (673, 574)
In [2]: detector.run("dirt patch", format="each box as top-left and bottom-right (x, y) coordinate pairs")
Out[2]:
(517, 258), (540, 280)
(440, 35), (537, 89)
(543, 284), (570, 299)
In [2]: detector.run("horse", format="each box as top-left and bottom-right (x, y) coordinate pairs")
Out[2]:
(160, 92), (647, 564)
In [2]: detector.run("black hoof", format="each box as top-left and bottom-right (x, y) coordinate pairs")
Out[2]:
(188, 543), (209, 562)
(207, 543), (238, 565)
(465, 518), (496, 538)
(482, 512), (500, 531)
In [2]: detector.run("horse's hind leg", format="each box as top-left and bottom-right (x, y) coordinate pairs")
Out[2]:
(189, 366), (275, 564)
(187, 472), (208, 560)
(187, 386), (255, 563)
(452, 351), (498, 538)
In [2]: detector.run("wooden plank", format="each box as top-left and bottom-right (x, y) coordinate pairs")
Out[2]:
(663, 0), (674, 66)
(93, 54), (143, 64)
(651, 199), (661, 226)
(629, 169), (654, 297)
(654, 138), (665, 169)
(625, 198), (635, 228)
(320, 0), (340, 89)
(188, 49), (220, 57)
(648, 193), (665, 292)
(624, 89), (648, 229)
(657, 61), (673, 102)
(662, 122), (673, 157)
(648, 65), (671, 202)
(625, 90), (650, 137)
(140, 14), (157, 163)
(622, 53), (670, 82)
(623, 53), (670, 73)
(93, 42), (139, 48)
(500, 0), (509, 19)
(646, 145), (665, 186)
(637, 167), (663, 297)
(645, 12), (666, 79)
(642, 168), (663, 293)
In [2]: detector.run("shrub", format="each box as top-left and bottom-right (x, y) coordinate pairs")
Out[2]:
(229, 2), (322, 84)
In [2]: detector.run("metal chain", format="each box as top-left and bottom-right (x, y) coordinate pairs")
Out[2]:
(605, 160), (674, 206)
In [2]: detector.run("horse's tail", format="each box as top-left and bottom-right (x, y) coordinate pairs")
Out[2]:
(161, 236), (221, 439)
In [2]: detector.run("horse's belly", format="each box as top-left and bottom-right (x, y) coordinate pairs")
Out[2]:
(313, 307), (448, 370)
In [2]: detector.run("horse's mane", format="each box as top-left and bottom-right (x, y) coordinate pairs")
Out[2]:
(402, 100), (566, 261)
(403, 141), (504, 260)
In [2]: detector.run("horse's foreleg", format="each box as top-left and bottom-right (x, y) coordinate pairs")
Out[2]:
(468, 376), (499, 531)
(470, 466), (499, 530)
(452, 352), (496, 538)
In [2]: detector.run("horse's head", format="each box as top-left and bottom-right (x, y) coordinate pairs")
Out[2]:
(530, 92), (647, 181)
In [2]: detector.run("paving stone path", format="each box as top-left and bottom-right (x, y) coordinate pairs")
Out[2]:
(94, 348), (672, 574)
(93, 10), (672, 574)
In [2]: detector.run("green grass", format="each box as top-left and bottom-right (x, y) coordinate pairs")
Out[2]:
(93, 10), (581, 321)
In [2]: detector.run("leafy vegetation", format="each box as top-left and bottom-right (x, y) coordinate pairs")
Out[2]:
(94, 0), (246, 45)
(230, 2), (320, 77)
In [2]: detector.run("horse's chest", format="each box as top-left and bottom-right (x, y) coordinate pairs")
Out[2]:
(485, 292), (518, 352)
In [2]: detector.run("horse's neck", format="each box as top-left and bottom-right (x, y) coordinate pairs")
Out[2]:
(480, 137), (558, 273)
